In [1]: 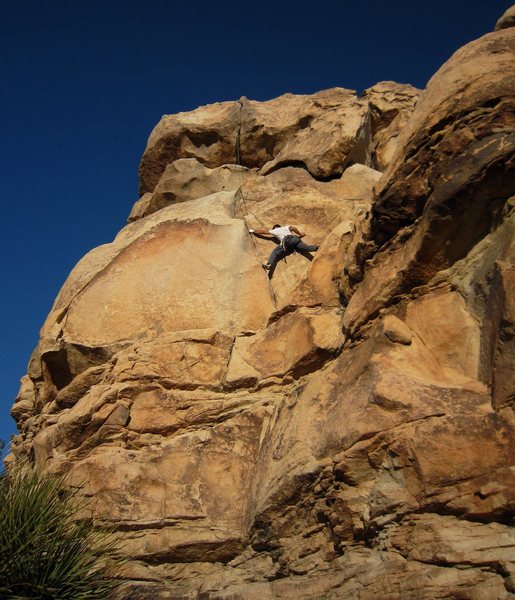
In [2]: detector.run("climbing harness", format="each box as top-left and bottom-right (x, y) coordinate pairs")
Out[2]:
(279, 234), (300, 253)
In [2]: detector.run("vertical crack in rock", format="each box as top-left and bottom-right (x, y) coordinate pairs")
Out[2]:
(235, 97), (244, 166)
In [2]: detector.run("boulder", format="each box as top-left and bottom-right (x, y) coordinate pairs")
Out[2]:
(139, 100), (239, 195)
(138, 86), (413, 196)
(372, 28), (515, 243)
(134, 159), (245, 219)
(362, 81), (421, 170)
(495, 4), (515, 30)
(343, 26), (515, 335)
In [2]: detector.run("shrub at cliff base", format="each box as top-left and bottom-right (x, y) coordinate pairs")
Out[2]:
(0, 464), (124, 599)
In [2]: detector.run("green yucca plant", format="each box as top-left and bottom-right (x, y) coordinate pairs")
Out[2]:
(0, 463), (124, 599)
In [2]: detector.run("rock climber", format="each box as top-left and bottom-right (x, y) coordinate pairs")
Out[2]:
(249, 224), (319, 277)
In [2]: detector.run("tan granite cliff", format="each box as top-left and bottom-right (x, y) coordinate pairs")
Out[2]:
(10, 12), (515, 600)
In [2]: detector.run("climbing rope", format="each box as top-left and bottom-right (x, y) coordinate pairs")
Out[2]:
(234, 100), (293, 423)
(236, 184), (277, 305)
(234, 99), (277, 304)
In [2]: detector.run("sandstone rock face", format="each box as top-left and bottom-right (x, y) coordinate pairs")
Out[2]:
(371, 28), (515, 245)
(11, 17), (515, 600)
(362, 81), (421, 171)
(138, 85), (419, 200)
(496, 4), (515, 30)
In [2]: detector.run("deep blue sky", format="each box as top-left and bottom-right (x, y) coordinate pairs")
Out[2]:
(1, 0), (511, 458)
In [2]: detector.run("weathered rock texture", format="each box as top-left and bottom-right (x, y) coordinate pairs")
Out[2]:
(496, 5), (515, 30)
(11, 14), (515, 600)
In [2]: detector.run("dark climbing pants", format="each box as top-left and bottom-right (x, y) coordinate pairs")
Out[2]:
(267, 237), (318, 268)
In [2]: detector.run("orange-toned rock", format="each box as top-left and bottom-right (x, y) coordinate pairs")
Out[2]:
(496, 4), (515, 30)
(138, 86), (412, 196)
(372, 27), (515, 243)
(139, 100), (239, 195)
(343, 26), (515, 336)
(44, 192), (274, 353)
(132, 159), (245, 220)
(362, 81), (421, 170)
(256, 89), (369, 178)
(225, 307), (344, 387)
(10, 11), (515, 599)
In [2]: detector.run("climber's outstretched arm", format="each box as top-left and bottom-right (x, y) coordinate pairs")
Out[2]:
(249, 228), (273, 237)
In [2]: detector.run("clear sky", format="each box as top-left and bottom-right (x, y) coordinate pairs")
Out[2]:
(1, 0), (511, 459)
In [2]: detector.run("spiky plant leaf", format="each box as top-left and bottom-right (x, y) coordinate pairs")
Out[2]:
(0, 464), (125, 599)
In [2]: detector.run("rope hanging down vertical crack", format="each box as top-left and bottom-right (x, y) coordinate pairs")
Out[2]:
(234, 98), (277, 305)
(235, 101), (290, 413)
(234, 100), (286, 423)
(235, 98), (267, 228)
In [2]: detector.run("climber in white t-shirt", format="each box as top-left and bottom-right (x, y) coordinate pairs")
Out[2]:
(249, 224), (319, 277)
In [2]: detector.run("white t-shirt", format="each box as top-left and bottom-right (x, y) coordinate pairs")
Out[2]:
(269, 226), (293, 242)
